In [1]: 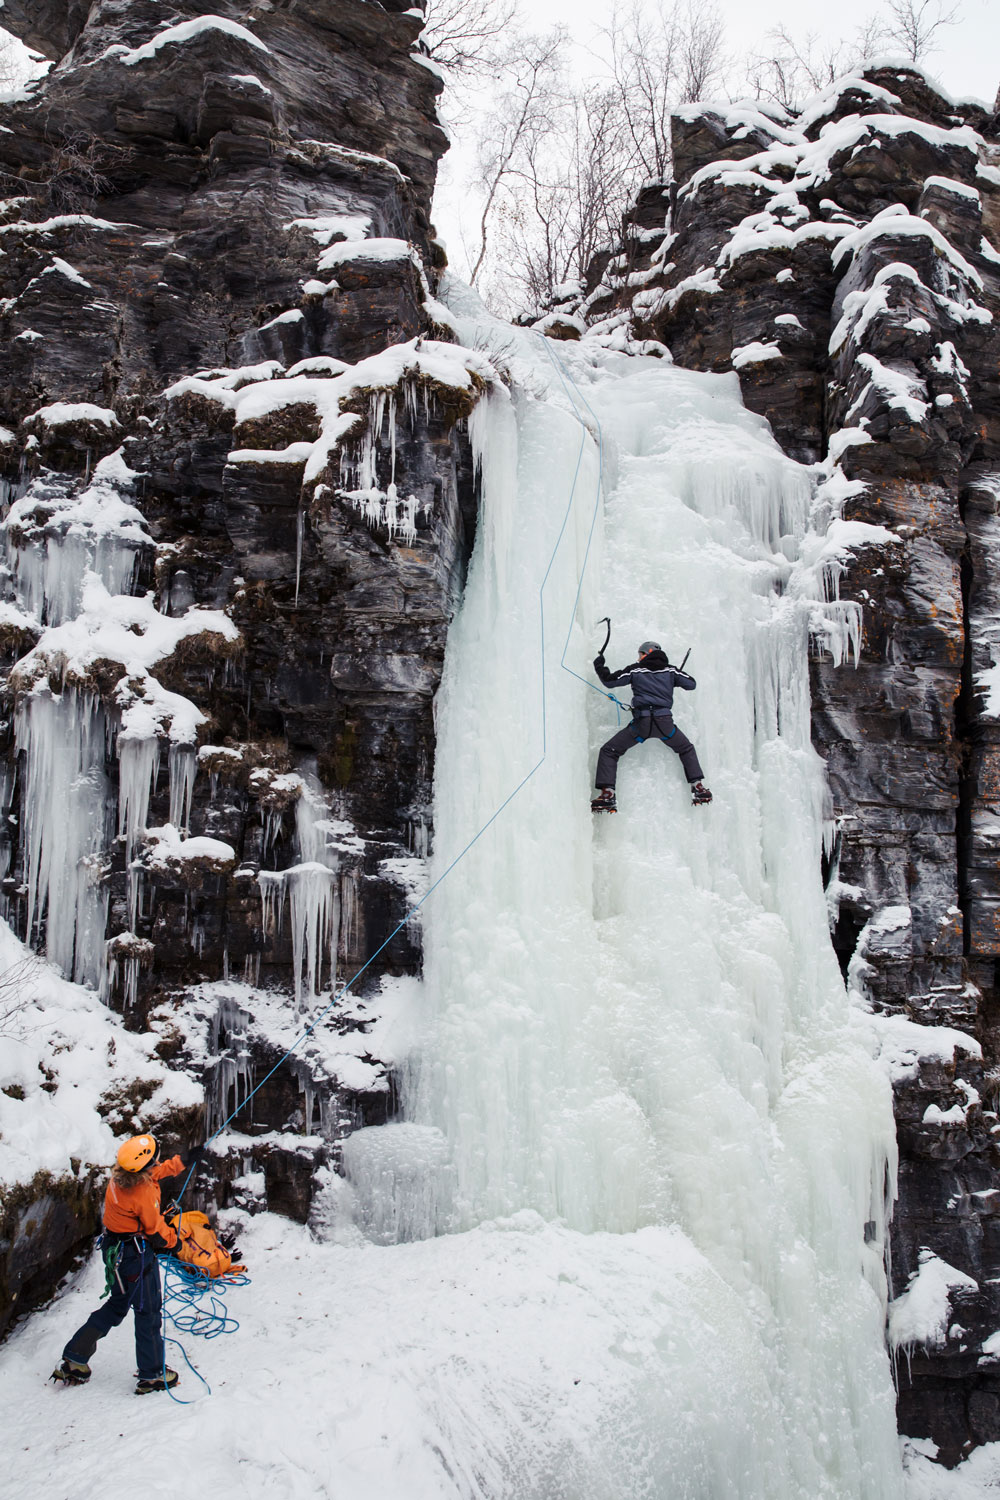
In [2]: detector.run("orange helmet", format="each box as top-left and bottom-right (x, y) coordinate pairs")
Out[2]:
(116, 1134), (158, 1173)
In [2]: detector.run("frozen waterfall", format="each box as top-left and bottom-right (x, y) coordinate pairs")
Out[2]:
(344, 287), (905, 1499)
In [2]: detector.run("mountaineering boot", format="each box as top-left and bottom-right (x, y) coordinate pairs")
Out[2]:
(135, 1368), (179, 1395)
(691, 781), (713, 806)
(51, 1358), (91, 1386)
(591, 788), (617, 814)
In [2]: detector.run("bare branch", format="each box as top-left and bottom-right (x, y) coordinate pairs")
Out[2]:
(0, 956), (42, 1040)
(421, 0), (520, 76)
(880, 0), (960, 62)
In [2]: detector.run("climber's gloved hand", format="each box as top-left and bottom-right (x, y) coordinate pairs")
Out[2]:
(183, 1144), (205, 1171)
(593, 653), (605, 669)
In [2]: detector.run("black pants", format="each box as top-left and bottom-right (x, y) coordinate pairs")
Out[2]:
(63, 1239), (164, 1379)
(595, 713), (704, 788)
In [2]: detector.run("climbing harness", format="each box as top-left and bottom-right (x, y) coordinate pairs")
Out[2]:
(632, 713), (677, 745)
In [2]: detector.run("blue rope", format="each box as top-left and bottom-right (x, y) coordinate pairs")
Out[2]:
(175, 333), (609, 1190)
(534, 339), (629, 723)
(159, 1256), (250, 1404)
(161, 328), (609, 1401)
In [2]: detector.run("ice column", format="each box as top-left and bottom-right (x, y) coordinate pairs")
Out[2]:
(16, 687), (111, 987)
(117, 734), (160, 860)
(256, 782), (340, 1010)
(168, 744), (197, 832)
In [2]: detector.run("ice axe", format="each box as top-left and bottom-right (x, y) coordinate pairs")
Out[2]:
(596, 616), (612, 658)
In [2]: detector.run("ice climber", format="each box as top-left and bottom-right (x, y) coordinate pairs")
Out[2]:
(591, 641), (712, 813)
(51, 1132), (204, 1394)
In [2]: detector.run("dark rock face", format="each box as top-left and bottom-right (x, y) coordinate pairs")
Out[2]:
(0, 0), (494, 1322)
(0, 1168), (103, 1339)
(583, 67), (1000, 1466)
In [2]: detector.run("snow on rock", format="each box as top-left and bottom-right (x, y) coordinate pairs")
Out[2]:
(849, 354), (929, 424)
(141, 823), (238, 874)
(283, 212), (373, 246)
(889, 1249), (979, 1352)
(832, 206), (985, 290)
(316, 236), (419, 274)
(37, 257), (93, 289)
(795, 74), (904, 135)
(866, 1012), (981, 1087)
(10, 572), (239, 743)
(922, 1077), (979, 1126)
(901, 1439), (1000, 1498)
(23, 401), (121, 432)
(0, 915), (199, 1187)
(922, 175), (981, 204)
(731, 340), (782, 368)
(4, 450), (150, 627)
(104, 15), (271, 67)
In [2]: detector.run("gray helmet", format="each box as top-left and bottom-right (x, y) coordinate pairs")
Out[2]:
(638, 640), (661, 656)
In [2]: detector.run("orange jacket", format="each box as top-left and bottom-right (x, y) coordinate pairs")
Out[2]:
(103, 1156), (184, 1248)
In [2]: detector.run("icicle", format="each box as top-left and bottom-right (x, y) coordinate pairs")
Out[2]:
(168, 744), (197, 832)
(16, 687), (111, 986)
(117, 734), (160, 860)
(294, 505), (305, 607)
(207, 993), (255, 1135)
(286, 863), (337, 1011)
(263, 809), (283, 860)
(339, 867), (360, 959)
(7, 530), (140, 628)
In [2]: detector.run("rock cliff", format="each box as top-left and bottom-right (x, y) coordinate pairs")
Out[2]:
(578, 65), (1000, 1465)
(0, 0), (502, 1331)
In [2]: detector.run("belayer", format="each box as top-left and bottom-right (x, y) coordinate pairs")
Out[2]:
(51, 1132), (205, 1394)
(592, 641), (712, 813)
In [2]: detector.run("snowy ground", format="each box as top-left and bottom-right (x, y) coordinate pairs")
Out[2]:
(6, 1209), (997, 1499)
(2, 1208), (814, 1500)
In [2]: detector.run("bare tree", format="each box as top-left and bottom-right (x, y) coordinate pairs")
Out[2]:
(462, 0), (727, 311)
(880, 0), (959, 62)
(0, 956), (41, 1040)
(599, 1), (726, 183)
(466, 30), (564, 286)
(421, 0), (520, 76)
(678, 4), (727, 102)
(601, 0), (681, 183)
(743, 13), (907, 111)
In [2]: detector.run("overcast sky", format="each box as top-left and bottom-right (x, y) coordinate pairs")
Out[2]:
(521, 0), (1000, 105)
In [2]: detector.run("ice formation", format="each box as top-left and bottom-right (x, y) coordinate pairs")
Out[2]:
(342, 284), (905, 1496)
(16, 687), (111, 987)
(258, 783), (341, 1010)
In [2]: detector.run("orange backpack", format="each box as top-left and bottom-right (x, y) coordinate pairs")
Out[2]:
(173, 1210), (245, 1278)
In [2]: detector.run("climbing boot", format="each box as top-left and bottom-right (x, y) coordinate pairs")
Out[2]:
(51, 1358), (91, 1386)
(691, 782), (713, 806)
(591, 788), (617, 814)
(135, 1368), (179, 1395)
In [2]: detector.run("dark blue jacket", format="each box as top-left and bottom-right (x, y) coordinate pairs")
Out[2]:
(594, 649), (696, 718)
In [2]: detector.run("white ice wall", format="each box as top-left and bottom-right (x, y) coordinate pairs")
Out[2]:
(344, 286), (905, 1498)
